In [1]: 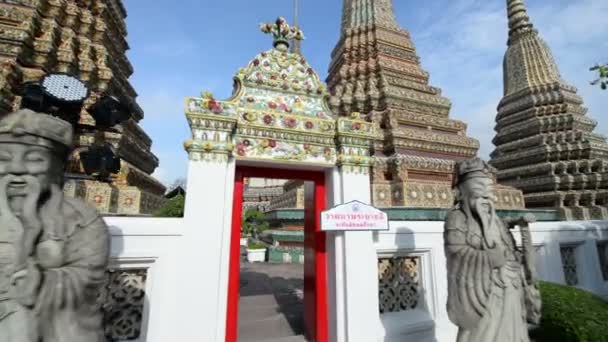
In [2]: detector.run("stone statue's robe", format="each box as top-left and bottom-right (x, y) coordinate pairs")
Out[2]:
(0, 187), (109, 342)
(34, 193), (110, 342)
(444, 209), (529, 342)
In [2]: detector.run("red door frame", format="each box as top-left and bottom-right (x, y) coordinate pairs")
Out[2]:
(226, 166), (328, 342)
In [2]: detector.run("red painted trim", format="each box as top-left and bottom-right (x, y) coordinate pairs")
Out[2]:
(226, 166), (328, 342)
(314, 176), (328, 342)
(225, 170), (244, 342)
(304, 183), (316, 339)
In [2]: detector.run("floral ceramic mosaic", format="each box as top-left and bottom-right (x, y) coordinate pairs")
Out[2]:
(184, 18), (375, 167)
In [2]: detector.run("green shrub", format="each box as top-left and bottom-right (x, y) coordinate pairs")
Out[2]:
(531, 281), (608, 342)
(247, 241), (266, 250)
(242, 208), (269, 238)
(154, 194), (185, 217)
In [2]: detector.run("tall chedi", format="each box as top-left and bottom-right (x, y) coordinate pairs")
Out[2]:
(0, 0), (166, 214)
(490, 0), (608, 220)
(327, 0), (523, 210)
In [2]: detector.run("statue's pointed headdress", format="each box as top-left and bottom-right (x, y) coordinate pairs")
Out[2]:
(453, 158), (496, 188)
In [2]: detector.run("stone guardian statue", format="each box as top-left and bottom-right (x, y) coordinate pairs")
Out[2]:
(444, 158), (541, 342)
(0, 109), (109, 341)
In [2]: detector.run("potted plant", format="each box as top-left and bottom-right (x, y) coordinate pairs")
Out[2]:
(242, 208), (270, 262)
(246, 241), (267, 263)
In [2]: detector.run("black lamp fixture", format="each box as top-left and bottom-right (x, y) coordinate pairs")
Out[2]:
(22, 73), (89, 125)
(88, 94), (132, 129)
(20, 73), (131, 181)
(79, 143), (121, 180)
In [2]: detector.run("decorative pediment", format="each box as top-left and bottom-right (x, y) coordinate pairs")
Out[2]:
(185, 17), (376, 171)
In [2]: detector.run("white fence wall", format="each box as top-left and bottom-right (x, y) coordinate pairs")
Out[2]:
(377, 220), (608, 342)
(105, 217), (184, 342)
(103, 216), (608, 342)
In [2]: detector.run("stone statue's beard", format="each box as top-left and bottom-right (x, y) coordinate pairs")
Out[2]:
(472, 198), (498, 249)
(7, 183), (64, 256)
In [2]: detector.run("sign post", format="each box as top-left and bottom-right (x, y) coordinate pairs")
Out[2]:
(321, 200), (389, 232)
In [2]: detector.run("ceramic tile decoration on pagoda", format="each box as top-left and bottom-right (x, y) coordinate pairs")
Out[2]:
(326, 0), (524, 210)
(490, 0), (608, 220)
(242, 178), (289, 212)
(0, 0), (166, 215)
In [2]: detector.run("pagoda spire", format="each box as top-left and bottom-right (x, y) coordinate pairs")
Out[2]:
(326, 0), (484, 211)
(507, 0), (534, 40)
(341, 0), (400, 33)
(501, 0), (563, 95)
(490, 0), (608, 220)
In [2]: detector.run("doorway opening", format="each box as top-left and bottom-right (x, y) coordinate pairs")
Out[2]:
(226, 166), (328, 342)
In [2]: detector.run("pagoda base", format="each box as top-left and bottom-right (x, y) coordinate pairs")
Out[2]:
(371, 155), (525, 210)
(526, 191), (608, 220)
(64, 180), (166, 215)
(372, 180), (525, 210)
(116, 186), (166, 215)
(64, 179), (119, 214)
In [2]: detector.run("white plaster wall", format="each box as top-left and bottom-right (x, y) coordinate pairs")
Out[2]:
(375, 220), (608, 342)
(181, 159), (236, 341)
(105, 217), (184, 342)
(104, 205), (608, 342)
(324, 169), (383, 342)
(102, 158), (237, 342)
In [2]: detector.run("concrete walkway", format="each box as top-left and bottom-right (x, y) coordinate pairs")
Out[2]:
(238, 262), (306, 342)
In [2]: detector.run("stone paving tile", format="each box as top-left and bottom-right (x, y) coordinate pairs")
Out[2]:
(238, 262), (306, 342)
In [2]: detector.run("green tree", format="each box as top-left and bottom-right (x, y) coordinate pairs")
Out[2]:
(242, 208), (269, 238)
(154, 194), (185, 217)
(590, 63), (608, 90)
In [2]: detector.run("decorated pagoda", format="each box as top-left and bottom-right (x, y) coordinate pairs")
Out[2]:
(490, 0), (608, 220)
(0, 0), (165, 214)
(242, 178), (289, 212)
(326, 0), (523, 209)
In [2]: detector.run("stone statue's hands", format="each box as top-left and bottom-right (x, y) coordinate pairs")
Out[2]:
(10, 259), (41, 307)
(36, 239), (65, 269)
(492, 268), (508, 289)
(487, 245), (506, 268)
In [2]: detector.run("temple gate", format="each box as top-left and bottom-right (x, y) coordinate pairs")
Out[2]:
(180, 18), (381, 341)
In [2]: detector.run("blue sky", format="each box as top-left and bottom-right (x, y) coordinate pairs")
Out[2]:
(123, 0), (608, 186)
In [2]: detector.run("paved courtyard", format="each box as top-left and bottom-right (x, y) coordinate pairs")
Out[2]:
(239, 262), (306, 342)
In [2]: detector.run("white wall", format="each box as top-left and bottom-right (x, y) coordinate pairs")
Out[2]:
(103, 214), (608, 342)
(374, 220), (608, 342)
(105, 217), (184, 342)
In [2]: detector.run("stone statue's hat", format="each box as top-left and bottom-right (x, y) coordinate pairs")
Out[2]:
(453, 158), (496, 186)
(0, 109), (73, 150)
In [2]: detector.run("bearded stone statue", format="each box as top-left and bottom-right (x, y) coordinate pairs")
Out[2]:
(0, 109), (109, 341)
(444, 158), (541, 342)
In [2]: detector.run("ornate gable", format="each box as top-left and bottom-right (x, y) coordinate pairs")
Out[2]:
(185, 17), (376, 172)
